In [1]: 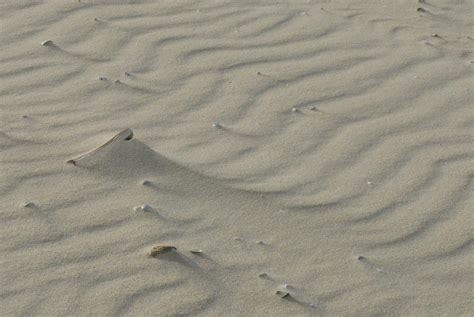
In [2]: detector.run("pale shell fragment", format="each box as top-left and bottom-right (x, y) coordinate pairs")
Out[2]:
(23, 202), (34, 207)
(190, 249), (203, 254)
(41, 40), (53, 46)
(275, 290), (290, 298)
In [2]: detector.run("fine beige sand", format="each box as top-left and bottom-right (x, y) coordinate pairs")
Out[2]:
(1, 1), (473, 316)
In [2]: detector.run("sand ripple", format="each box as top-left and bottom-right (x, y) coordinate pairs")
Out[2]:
(1, 1), (473, 316)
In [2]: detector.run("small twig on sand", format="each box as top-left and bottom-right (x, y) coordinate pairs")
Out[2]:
(67, 128), (133, 166)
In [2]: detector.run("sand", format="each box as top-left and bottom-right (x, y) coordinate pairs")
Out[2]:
(1, 1), (473, 316)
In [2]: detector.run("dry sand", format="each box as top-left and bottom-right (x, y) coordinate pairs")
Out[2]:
(1, 1), (473, 316)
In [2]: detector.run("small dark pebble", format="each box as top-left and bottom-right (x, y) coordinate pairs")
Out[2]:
(257, 71), (262, 75)
(358, 256), (366, 261)
(417, 7), (426, 12)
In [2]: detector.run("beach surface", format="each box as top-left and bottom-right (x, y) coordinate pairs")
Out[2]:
(1, 1), (473, 316)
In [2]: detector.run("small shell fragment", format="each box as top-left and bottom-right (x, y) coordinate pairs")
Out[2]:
(275, 290), (290, 298)
(291, 107), (298, 112)
(358, 256), (366, 261)
(416, 7), (426, 12)
(308, 106), (317, 111)
(141, 180), (151, 186)
(256, 240), (265, 245)
(233, 236), (242, 241)
(149, 245), (177, 257)
(190, 249), (203, 254)
(258, 272), (269, 278)
(431, 33), (439, 38)
(23, 202), (34, 208)
(41, 40), (53, 46)
(212, 122), (222, 129)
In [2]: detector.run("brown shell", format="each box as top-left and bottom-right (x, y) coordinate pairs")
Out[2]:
(148, 245), (177, 257)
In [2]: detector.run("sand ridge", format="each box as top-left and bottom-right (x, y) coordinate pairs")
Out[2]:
(1, 1), (473, 316)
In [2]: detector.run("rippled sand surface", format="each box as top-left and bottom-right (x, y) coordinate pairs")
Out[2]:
(1, 1), (473, 316)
